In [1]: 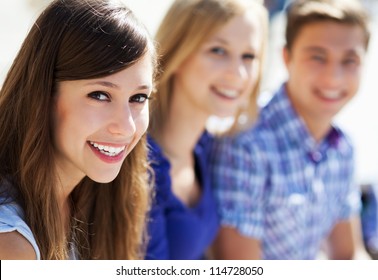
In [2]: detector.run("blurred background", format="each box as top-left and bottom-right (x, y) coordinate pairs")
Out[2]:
(0, 0), (377, 255)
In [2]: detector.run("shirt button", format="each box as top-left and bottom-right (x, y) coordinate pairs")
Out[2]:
(310, 151), (322, 163)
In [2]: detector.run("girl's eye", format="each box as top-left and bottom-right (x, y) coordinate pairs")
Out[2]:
(210, 47), (226, 56)
(88, 91), (110, 101)
(129, 94), (150, 104)
(242, 53), (256, 61)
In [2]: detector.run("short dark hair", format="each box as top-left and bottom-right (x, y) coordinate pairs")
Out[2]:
(285, 0), (370, 51)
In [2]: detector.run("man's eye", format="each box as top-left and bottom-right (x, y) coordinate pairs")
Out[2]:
(343, 59), (358, 66)
(87, 91), (110, 101)
(312, 55), (325, 62)
(129, 94), (149, 104)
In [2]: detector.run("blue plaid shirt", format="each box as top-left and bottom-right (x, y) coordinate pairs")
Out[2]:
(210, 84), (361, 259)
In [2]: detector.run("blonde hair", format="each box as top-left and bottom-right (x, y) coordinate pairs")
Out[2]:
(149, 0), (268, 137)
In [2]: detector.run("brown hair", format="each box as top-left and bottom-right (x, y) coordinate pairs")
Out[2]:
(149, 0), (268, 137)
(0, 0), (156, 259)
(285, 0), (370, 51)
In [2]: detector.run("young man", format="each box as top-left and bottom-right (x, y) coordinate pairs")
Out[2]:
(210, 0), (370, 259)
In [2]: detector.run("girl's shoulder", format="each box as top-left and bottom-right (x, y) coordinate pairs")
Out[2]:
(0, 179), (41, 259)
(0, 231), (37, 259)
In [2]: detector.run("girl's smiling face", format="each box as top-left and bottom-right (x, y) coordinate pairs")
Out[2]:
(173, 9), (263, 119)
(53, 54), (153, 186)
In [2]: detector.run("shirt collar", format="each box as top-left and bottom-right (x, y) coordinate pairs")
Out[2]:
(264, 83), (344, 154)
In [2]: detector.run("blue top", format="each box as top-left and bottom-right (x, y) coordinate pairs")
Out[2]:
(0, 180), (79, 260)
(209, 84), (361, 259)
(145, 132), (219, 260)
(0, 180), (41, 259)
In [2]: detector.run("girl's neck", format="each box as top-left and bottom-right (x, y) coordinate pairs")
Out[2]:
(55, 164), (83, 202)
(160, 121), (205, 160)
(158, 98), (208, 160)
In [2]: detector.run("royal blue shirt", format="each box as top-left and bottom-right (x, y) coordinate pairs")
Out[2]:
(145, 132), (219, 260)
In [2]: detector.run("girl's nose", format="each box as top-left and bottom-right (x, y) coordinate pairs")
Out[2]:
(108, 104), (136, 138)
(225, 57), (249, 82)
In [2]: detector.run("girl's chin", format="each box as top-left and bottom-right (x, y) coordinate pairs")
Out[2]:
(88, 170), (121, 184)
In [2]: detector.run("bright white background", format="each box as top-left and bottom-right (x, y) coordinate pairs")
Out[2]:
(2, 260), (378, 279)
(0, 0), (174, 82)
(0, 0), (377, 185)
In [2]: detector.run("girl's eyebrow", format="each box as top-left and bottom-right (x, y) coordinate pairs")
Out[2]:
(208, 37), (229, 45)
(85, 81), (152, 91)
(86, 81), (120, 89)
(206, 36), (256, 52)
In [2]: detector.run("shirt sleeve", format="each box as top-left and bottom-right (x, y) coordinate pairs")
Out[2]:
(209, 134), (268, 239)
(0, 202), (41, 259)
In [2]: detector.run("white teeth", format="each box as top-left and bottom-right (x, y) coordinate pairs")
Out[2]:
(321, 90), (341, 99)
(89, 141), (125, 157)
(216, 88), (239, 98)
